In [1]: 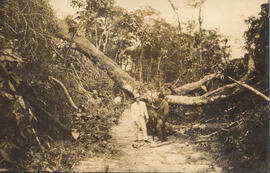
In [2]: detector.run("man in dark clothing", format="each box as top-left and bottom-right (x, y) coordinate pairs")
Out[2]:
(154, 93), (170, 142)
(146, 104), (158, 141)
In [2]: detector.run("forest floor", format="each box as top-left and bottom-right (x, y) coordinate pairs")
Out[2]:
(73, 109), (224, 172)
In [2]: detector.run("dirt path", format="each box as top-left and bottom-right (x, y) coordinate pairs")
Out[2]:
(73, 109), (223, 172)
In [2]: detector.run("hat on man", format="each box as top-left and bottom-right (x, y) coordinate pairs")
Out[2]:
(134, 94), (140, 99)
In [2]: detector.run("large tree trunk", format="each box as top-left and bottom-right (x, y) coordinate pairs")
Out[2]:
(173, 73), (217, 95)
(56, 20), (141, 96)
(56, 20), (262, 106)
(167, 84), (240, 105)
(167, 56), (258, 105)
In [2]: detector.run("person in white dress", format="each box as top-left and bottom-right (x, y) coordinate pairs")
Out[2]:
(130, 95), (149, 142)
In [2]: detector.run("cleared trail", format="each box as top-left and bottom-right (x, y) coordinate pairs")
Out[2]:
(73, 109), (223, 172)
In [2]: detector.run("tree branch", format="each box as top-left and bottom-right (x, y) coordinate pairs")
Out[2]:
(49, 76), (78, 110)
(174, 73), (217, 95)
(228, 76), (270, 102)
(33, 104), (72, 137)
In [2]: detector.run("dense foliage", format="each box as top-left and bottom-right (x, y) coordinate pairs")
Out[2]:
(70, 0), (230, 87)
(0, 0), (58, 169)
(0, 0), (268, 171)
(219, 4), (269, 171)
(170, 3), (269, 172)
(0, 0), (125, 171)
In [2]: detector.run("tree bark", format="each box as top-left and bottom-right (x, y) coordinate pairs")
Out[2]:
(56, 20), (141, 96)
(166, 56), (256, 105)
(95, 22), (99, 49)
(49, 76), (78, 110)
(228, 76), (270, 102)
(147, 47), (153, 83)
(174, 73), (217, 95)
(56, 20), (258, 105)
(155, 55), (162, 84)
(138, 45), (144, 82)
(102, 18), (110, 53)
(166, 88), (238, 105)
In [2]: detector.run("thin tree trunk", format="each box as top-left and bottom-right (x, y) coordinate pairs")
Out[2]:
(168, 0), (181, 34)
(102, 18), (110, 53)
(95, 23), (99, 49)
(124, 58), (129, 71)
(156, 55), (162, 80)
(198, 3), (203, 64)
(98, 31), (103, 50)
(103, 29), (109, 52)
(147, 47), (153, 83)
(114, 49), (119, 63)
(138, 45), (144, 82)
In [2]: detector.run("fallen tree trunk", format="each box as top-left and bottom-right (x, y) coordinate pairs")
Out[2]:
(55, 20), (258, 106)
(174, 73), (217, 95)
(169, 57), (256, 105)
(166, 58), (256, 105)
(166, 78), (249, 105)
(166, 93), (235, 106)
(56, 20), (141, 96)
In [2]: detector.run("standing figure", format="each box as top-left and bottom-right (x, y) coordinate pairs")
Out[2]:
(146, 101), (158, 141)
(130, 95), (149, 142)
(155, 93), (169, 142)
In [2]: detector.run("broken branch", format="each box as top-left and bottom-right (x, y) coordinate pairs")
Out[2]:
(49, 76), (78, 110)
(228, 76), (270, 102)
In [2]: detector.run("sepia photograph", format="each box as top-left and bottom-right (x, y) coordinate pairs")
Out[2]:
(0, 0), (269, 172)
